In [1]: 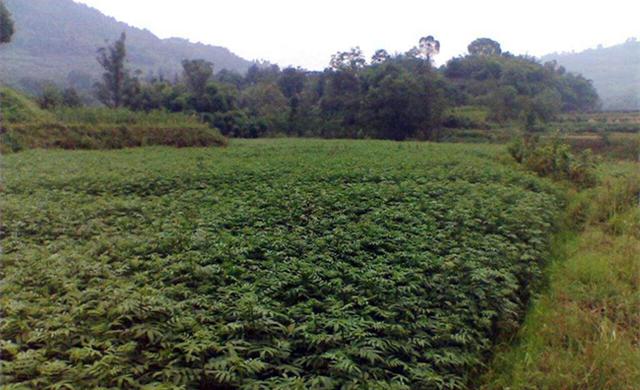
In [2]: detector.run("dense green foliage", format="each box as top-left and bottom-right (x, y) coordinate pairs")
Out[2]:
(508, 134), (597, 187)
(36, 85), (83, 109)
(102, 35), (598, 141)
(0, 87), (55, 123)
(0, 0), (14, 43)
(3, 0), (600, 142)
(541, 38), (640, 111)
(1, 140), (561, 388)
(0, 88), (226, 152)
(444, 54), (599, 123)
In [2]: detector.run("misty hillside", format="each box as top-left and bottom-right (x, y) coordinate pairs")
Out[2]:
(541, 39), (640, 111)
(0, 0), (252, 94)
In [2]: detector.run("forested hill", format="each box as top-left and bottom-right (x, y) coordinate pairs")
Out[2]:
(0, 0), (252, 94)
(541, 39), (640, 111)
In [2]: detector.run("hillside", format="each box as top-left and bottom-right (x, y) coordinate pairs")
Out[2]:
(0, 0), (252, 94)
(541, 39), (640, 111)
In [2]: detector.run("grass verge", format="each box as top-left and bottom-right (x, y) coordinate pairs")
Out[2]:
(480, 161), (640, 389)
(0, 88), (227, 153)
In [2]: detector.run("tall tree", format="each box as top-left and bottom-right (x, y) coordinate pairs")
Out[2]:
(468, 38), (502, 56)
(0, 0), (14, 44)
(419, 36), (440, 62)
(278, 67), (306, 134)
(330, 47), (366, 72)
(182, 59), (214, 98)
(94, 33), (129, 108)
(371, 49), (391, 64)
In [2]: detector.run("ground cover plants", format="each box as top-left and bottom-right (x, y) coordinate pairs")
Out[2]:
(1, 140), (561, 388)
(481, 161), (640, 389)
(0, 88), (226, 153)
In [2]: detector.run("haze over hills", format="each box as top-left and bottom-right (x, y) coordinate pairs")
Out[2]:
(0, 0), (637, 112)
(0, 0), (252, 94)
(541, 38), (640, 111)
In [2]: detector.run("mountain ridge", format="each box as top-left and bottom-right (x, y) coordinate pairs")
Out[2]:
(0, 0), (252, 94)
(540, 38), (640, 111)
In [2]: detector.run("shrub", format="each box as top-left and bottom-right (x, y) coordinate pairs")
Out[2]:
(509, 133), (597, 187)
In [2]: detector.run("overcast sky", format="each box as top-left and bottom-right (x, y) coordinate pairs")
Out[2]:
(75, 0), (639, 70)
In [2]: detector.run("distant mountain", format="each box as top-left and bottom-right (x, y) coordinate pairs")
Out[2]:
(541, 39), (640, 111)
(0, 0), (252, 94)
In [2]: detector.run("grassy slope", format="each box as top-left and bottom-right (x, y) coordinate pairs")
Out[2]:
(0, 87), (55, 123)
(0, 87), (227, 152)
(480, 161), (640, 389)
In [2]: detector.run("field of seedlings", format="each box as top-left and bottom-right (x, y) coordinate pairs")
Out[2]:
(1, 140), (561, 389)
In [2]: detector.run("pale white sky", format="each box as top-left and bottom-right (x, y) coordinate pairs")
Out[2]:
(76, 0), (639, 70)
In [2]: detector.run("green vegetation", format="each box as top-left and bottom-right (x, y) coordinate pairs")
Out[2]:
(1, 140), (561, 388)
(0, 88), (226, 153)
(553, 112), (640, 133)
(73, 34), (598, 141)
(482, 161), (640, 389)
(1, 0), (636, 387)
(0, 0), (14, 44)
(508, 134), (597, 188)
(542, 38), (640, 111)
(2, 0), (600, 142)
(0, 0), (251, 96)
(0, 87), (55, 123)
(443, 106), (491, 130)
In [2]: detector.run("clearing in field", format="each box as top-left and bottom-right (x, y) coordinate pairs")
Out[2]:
(1, 140), (561, 388)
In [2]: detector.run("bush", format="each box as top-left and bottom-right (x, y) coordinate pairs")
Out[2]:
(566, 166), (640, 231)
(509, 134), (597, 187)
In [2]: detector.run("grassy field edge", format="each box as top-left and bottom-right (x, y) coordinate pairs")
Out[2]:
(479, 162), (640, 389)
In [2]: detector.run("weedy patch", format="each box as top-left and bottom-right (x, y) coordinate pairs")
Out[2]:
(1, 140), (561, 389)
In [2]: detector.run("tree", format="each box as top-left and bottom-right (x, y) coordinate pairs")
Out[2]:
(418, 35), (440, 62)
(468, 38), (502, 56)
(38, 84), (64, 110)
(94, 32), (129, 108)
(405, 46), (421, 59)
(531, 88), (562, 122)
(330, 47), (366, 72)
(278, 67), (306, 134)
(62, 88), (83, 107)
(182, 59), (214, 97)
(0, 0), (14, 44)
(37, 85), (83, 109)
(371, 49), (391, 64)
(240, 82), (288, 133)
(362, 63), (445, 140)
(245, 63), (281, 86)
(278, 67), (305, 99)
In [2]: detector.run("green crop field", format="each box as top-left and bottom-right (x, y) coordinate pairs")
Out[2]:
(1, 140), (562, 389)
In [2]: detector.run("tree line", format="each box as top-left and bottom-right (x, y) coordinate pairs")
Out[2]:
(44, 32), (600, 140)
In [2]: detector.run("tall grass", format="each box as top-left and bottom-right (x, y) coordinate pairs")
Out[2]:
(0, 88), (227, 152)
(0, 87), (54, 123)
(480, 161), (640, 389)
(53, 107), (204, 127)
